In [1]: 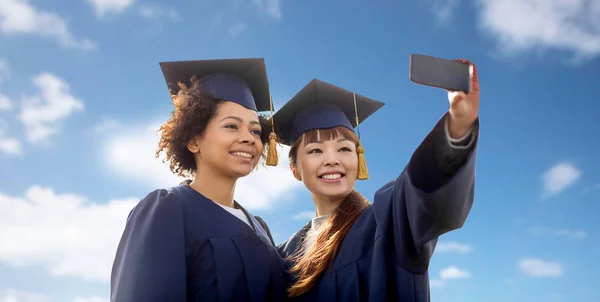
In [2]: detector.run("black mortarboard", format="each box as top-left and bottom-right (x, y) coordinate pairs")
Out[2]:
(272, 79), (385, 146)
(159, 58), (272, 112)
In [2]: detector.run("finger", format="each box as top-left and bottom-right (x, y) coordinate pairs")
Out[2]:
(447, 90), (464, 104)
(470, 63), (480, 92)
(454, 59), (479, 92)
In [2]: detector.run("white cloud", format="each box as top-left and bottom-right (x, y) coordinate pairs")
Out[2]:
(19, 72), (85, 144)
(138, 4), (179, 22)
(440, 265), (471, 279)
(527, 225), (588, 239)
(0, 125), (21, 156)
(541, 162), (581, 199)
(476, 0), (600, 61)
(436, 241), (473, 254)
(87, 0), (135, 17)
(0, 289), (48, 302)
(252, 0), (282, 19)
(429, 265), (471, 287)
(431, 0), (460, 24)
(0, 186), (138, 282)
(293, 211), (315, 221)
(0, 94), (12, 111)
(104, 120), (302, 210)
(73, 297), (108, 302)
(0, 0), (96, 50)
(0, 135), (21, 155)
(518, 258), (564, 277)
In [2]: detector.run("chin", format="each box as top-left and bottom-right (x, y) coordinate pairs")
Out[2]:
(316, 186), (352, 200)
(229, 166), (254, 178)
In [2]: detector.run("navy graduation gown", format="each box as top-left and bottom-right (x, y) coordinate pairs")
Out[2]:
(110, 185), (286, 302)
(278, 114), (479, 301)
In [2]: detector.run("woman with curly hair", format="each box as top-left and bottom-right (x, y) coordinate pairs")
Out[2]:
(110, 58), (286, 302)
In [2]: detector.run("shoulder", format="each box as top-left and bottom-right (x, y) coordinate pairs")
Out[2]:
(128, 186), (190, 223)
(276, 225), (309, 258)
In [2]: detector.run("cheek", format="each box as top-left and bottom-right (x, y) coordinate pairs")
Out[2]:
(343, 155), (359, 174)
(295, 156), (317, 179)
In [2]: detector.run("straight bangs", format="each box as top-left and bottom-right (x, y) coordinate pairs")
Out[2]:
(300, 126), (358, 146)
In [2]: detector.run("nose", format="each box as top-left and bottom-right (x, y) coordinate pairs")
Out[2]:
(238, 131), (256, 144)
(323, 152), (340, 166)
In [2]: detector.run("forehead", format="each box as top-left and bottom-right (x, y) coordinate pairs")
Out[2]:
(215, 101), (259, 119)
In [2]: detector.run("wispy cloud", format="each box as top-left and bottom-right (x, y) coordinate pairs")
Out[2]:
(293, 211), (315, 221)
(476, 0), (600, 62)
(541, 162), (581, 199)
(229, 23), (246, 36)
(138, 4), (179, 22)
(87, 0), (136, 17)
(19, 72), (85, 144)
(0, 0), (96, 50)
(252, 0), (282, 19)
(429, 265), (471, 287)
(431, 0), (460, 24)
(0, 289), (48, 302)
(518, 258), (563, 277)
(436, 241), (473, 254)
(528, 225), (588, 240)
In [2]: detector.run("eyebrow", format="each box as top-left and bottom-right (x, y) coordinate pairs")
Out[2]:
(307, 138), (350, 144)
(220, 116), (260, 125)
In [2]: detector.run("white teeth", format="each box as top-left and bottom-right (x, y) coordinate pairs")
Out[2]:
(321, 173), (342, 180)
(231, 152), (252, 158)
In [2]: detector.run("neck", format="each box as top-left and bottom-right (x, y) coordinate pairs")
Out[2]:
(312, 192), (349, 217)
(189, 165), (237, 208)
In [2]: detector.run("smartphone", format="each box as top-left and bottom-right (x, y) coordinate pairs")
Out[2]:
(409, 54), (471, 93)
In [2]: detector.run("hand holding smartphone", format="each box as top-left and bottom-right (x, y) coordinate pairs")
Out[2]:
(409, 54), (472, 93)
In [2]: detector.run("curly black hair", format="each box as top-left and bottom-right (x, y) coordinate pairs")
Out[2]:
(155, 76), (272, 178)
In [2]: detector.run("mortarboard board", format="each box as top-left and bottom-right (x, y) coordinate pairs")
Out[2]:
(272, 79), (385, 145)
(159, 58), (272, 112)
(271, 79), (385, 179)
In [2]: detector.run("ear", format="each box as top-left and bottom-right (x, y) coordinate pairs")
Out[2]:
(289, 163), (302, 181)
(187, 136), (200, 153)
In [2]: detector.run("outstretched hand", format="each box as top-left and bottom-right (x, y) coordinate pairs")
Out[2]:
(447, 59), (479, 138)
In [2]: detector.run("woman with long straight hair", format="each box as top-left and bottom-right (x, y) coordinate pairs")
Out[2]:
(110, 58), (286, 302)
(271, 60), (480, 301)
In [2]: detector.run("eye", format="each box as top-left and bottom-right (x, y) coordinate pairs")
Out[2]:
(339, 147), (352, 152)
(308, 148), (322, 154)
(225, 124), (238, 130)
(251, 129), (262, 136)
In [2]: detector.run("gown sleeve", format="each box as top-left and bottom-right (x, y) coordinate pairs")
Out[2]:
(110, 189), (188, 302)
(372, 113), (479, 273)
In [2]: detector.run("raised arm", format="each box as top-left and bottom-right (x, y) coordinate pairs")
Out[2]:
(110, 189), (188, 302)
(372, 60), (480, 273)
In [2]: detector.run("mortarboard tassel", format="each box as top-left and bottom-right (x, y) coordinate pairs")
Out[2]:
(356, 141), (368, 180)
(265, 93), (279, 166)
(352, 92), (368, 180)
(266, 131), (279, 166)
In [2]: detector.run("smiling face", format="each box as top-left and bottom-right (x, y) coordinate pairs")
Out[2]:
(189, 101), (264, 179)
(290, 126), (359, 203)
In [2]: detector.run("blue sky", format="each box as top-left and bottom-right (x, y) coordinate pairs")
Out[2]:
(0, 0), (599, 301)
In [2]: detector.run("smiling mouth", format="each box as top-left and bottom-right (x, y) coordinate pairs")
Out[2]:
(230, 151), (254, 159)
(319, 173), (345, 180)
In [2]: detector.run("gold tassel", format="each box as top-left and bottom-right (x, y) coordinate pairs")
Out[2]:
(356, 141), (368, 180)
(266, 131), (279, 166)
